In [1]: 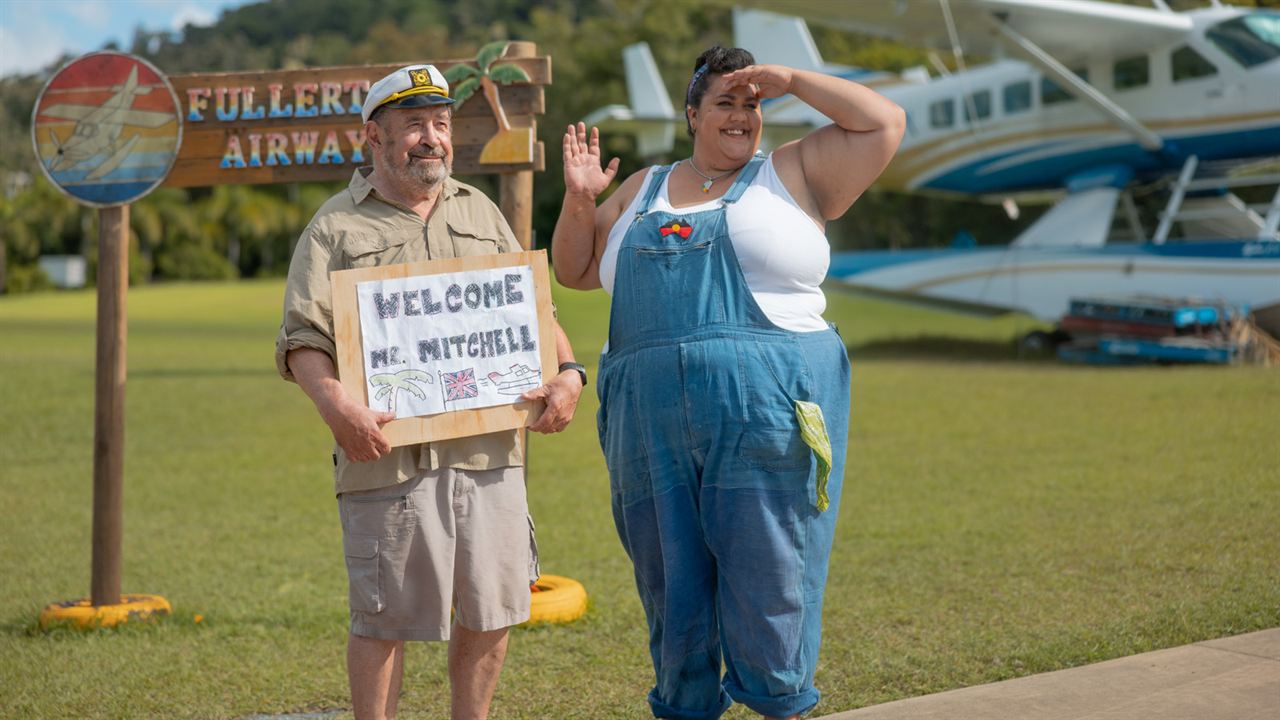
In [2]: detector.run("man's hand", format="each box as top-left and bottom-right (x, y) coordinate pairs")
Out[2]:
(325, 398), (396, 462)
(521, 369), (584, 434)
(287, 348), (395, 463)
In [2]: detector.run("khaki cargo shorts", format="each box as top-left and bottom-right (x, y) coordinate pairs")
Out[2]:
(337, 466), (539, 641)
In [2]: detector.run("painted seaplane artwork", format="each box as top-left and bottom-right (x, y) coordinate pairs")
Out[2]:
(32, 52), (182, 207)
(588, 1), (1280, 337)
(480, 363), (542, 395)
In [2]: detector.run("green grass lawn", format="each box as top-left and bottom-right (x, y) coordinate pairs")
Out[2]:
(1, 279), (1276, 719)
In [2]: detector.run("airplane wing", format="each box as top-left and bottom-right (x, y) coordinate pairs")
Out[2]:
(38, 103), (97, 122)
(40, 103), (174, 129)
(739, 0), (1193, 64)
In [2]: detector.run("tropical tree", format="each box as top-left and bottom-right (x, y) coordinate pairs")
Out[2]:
(445, 41), (533, 163)
(369, 369), (435, 415)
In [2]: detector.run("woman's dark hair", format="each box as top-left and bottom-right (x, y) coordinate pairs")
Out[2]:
(685, 45), (755, 137)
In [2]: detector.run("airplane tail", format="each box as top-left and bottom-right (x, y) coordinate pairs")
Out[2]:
(622, 43), (677, 156)
(111, 65), (152, 96)
(580, 42), (678, 156)
(732, 8), (824, 71)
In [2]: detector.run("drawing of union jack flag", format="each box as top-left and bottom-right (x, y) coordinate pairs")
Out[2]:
(441, 368), (478, 402)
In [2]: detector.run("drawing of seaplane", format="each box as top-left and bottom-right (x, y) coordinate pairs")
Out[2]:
(40, 65), (176, 182)
(587, 1), (1280, 337)
(479, 364), (541, 395)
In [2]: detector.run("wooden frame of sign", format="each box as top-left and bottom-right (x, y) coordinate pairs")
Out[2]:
(331, 250), (556, 447)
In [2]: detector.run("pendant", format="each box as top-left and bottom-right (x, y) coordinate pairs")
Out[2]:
(701, 179), (713, 193)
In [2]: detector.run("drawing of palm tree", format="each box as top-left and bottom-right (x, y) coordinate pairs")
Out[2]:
(444, 41), (533, 164)
(369, 369), (434, 415)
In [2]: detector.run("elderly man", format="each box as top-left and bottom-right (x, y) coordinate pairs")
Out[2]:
(276, 64), (586, 720)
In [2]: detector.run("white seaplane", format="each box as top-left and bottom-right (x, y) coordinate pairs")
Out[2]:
(39, 65), (176, 182)
(586, 0), (1280, 336)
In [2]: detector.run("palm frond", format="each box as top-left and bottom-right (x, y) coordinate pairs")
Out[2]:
(374, 386), (392, 401)
(403, 383), (428, 401)
(369, 374), (394, 386)
(476, 41), (511, 71)
(398, 370), (434, 383)
(451, 77), (481, 107)
(443, 63), (481, 84)
(487, 63), (530, 85)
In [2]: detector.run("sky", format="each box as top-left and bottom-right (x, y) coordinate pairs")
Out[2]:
(0, 0), (257, 77)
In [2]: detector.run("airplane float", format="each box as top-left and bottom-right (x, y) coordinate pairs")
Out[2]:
(585, 0), (1280, 338)
(39, 65), (176, 182)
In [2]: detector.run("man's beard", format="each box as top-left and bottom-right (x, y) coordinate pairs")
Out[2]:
(387, 146), (451, 189)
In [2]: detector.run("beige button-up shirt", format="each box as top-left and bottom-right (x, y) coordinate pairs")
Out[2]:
(276, 168), (523, 494)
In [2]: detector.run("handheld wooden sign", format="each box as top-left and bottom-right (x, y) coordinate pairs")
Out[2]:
(331, 250), (556, 447)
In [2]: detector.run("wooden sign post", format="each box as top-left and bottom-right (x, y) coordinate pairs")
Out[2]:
(91, 205), (128, 607)
(32, 52), (183, 627)
(31, 44), (549, 628)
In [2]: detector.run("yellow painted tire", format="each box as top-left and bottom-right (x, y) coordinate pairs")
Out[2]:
(526, 575), (587, 624)
(39, 594), (171, 630)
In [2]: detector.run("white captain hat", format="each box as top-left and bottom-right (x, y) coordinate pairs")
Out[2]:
(361, 64), (454, 122)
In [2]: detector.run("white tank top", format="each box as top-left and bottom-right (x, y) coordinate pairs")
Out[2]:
(600, 155), (830, 332)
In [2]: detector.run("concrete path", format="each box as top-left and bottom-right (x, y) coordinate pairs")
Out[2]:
(817, 628), (1280, 720)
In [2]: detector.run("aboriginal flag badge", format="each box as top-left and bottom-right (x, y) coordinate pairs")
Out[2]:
(659, 221), (693, 239)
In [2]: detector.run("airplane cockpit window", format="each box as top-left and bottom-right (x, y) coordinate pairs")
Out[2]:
(964, 90), (992, 122)
(1207, 13), (1280, 68)
(1113, 55), (1150, 90)
(1003, 80), (1032, 114)
(929, 98), (955, 129)
(1042, 67), (1089, 106)
(1172, 46), (1218, 82)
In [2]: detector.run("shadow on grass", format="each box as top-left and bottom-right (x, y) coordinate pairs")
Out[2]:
(848, 335), (1056, 363)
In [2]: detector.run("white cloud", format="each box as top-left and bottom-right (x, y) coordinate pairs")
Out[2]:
(0, 0), (252, 77)
(63, 1), (111, 30)
(0, 12), (73, 77)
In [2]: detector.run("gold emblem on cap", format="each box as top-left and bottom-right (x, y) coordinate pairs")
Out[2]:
(409, 69), (430, 87)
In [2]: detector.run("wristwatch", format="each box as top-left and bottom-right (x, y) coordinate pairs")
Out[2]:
(558, 361), (588, 386)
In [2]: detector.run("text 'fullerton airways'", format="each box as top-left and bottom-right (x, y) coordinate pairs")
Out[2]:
(185, 81), (373, 169)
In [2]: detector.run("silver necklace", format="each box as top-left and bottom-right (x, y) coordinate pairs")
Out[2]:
(686, 158), (739, 193)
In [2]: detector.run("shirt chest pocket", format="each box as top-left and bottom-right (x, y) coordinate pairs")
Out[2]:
(341, 232), (415, 268)
(447, 217), (509, 258)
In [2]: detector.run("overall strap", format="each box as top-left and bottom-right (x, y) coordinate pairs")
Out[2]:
(635, 164), (675, 219)
(721, 153), (767, 205)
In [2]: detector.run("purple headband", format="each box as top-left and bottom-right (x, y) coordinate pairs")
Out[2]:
(686, 63), (710, 107)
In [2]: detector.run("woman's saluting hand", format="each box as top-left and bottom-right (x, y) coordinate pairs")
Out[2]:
(563, 122), (620, 199)
(720, 64), (794, 100)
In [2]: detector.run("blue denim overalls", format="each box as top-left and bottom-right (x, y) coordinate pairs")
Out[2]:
(597, 156), (851, 719)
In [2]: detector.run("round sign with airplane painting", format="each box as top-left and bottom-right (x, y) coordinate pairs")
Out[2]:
(31, 52), (182, 207)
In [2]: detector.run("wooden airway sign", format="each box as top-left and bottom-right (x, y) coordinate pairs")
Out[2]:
(164, 56), (548, 188)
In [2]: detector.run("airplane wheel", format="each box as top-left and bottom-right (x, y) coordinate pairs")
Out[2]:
(526, 574), (587, 625)
(1020, 330), (1053, 353)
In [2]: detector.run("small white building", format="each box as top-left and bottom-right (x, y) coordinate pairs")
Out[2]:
(38, 255), (87, 289)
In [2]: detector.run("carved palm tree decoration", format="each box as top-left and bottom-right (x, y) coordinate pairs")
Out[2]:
(445, 41), (533, 164)
(369, 369), (434, 415)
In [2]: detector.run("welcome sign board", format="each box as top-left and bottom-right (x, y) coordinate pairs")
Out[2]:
(331, 251), (556, 446)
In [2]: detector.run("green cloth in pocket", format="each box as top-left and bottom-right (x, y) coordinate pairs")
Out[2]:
(795, 400), (832, 512)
